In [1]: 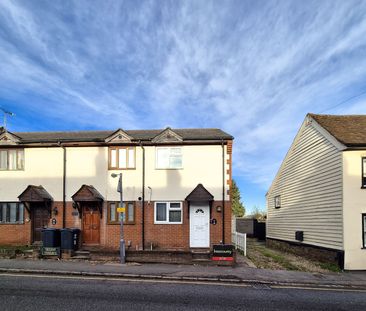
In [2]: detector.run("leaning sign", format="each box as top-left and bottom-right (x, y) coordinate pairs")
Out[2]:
(41, 247), (61, 258)
(212, 244), (234, 261)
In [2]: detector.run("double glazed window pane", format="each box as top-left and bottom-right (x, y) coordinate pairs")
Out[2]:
(156, 203), (167, 221)
(363, 158), (366, 187)
(169, 210), (181, 222)
(110, 203), (116, 222)
(119, 149), (127, 169)
(0, 151), (7, 169)
(127, 202), (134, 222)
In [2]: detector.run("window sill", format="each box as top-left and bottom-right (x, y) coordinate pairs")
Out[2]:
(154, 222), (183, 225)
(155, 168), (183, 170)
(0, 222), (24, 225)
(108, 168), (136, 171)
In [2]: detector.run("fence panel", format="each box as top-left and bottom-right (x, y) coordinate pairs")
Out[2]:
(231, 232), (247, 256)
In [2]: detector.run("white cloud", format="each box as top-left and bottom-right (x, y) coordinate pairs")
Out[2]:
(0, 0), (366, 193)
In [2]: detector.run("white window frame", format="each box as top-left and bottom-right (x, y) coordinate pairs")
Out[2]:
(155, 147), (183, 169)
(154, 202), (183, 224)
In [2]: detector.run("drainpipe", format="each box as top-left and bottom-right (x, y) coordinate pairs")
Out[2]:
(222, 139), (225, 244)
(140, 141), (145, 250)
(62, 145), (66, 228)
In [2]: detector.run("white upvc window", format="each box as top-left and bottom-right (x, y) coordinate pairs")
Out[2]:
(156, 147), (182, 169)
(154, 202), (183, 224)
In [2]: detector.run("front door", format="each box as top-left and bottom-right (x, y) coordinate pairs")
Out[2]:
(82, 204), (100, 245)
(190, 203), (210, 248)
(32, 205), (49, 243)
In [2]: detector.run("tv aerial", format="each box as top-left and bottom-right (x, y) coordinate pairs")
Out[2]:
(0, 107), (15, 129)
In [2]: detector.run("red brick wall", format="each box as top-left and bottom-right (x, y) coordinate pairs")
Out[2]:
(0, 200), (232, 250)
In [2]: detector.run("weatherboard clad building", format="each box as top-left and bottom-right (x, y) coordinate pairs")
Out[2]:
(0, 126), (233, 254)
(266, 113), (366, 270)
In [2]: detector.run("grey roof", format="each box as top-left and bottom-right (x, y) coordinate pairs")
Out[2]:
(309, 114), (366, 146)
(11, 128), (233, 143)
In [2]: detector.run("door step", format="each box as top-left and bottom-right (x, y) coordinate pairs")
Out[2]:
(191, 248), (211, 261)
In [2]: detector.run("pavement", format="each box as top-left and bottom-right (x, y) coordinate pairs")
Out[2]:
(0, 258), (365, 290)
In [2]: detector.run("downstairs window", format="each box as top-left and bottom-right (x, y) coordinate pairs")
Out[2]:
(154, 202), (182, 224)
(0, 202), (24, 224)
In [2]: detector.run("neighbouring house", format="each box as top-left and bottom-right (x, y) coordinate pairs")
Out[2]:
(266, 114), (366, 270)
(0, 126), (233, 255)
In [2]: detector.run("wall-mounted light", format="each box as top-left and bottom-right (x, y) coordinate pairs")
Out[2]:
(216, 206), (222, 213)
(53, 207), (58, 216)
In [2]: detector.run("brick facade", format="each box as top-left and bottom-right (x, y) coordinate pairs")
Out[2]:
(0, 200), (232, 251)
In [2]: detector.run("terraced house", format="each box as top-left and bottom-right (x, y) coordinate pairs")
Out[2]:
(266, 114), (366, 270)
(0, 126), (233, 255)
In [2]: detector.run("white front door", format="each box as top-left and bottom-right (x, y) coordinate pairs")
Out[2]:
(190, 203), (210, 248)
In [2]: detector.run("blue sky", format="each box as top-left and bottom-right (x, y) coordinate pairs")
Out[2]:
(1, 0), (366, 213)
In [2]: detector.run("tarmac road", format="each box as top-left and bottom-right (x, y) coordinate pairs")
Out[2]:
(0, 274), (365, 311)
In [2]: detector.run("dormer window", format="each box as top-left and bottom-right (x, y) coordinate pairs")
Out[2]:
(0, 149), (24, 170)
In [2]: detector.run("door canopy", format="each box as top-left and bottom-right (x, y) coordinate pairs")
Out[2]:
(185, 184), (214, 202)
(72, 185), (104, 217)
(18, 185), (53, 215)
(72, 185), (104, 202)
(18, 185), (53, 202)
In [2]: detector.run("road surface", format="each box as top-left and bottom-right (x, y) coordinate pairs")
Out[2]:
(0, 273), (365, 310)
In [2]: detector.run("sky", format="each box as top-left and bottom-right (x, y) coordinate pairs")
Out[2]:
(1, 0), (366, 214)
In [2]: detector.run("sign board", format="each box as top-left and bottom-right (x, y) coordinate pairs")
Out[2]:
(41, 247), (60, 257)
(212, 244), (234, 261)
(117, 207), (125, 213)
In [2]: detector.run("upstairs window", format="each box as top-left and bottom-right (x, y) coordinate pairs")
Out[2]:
(156, 147), (182, 169)
(0, 202), (24, 224)
(274, 195), (281, 209)
(108, 202), (135, 224)
(0, 149), (24, 170)
(109, 147), (135, 169)
(362, 158), (366, 188)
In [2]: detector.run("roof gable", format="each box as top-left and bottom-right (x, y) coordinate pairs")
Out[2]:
(0, 129), (21, 145)
(152, 128), (183, 143)
(105, 129), (132, 143)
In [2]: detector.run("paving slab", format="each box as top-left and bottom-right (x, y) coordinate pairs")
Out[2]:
(0, 258), (365, 289)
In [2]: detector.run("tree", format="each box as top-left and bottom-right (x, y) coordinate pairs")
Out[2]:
(252, 205), (266, 221)
(231, 179), (245, 217)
